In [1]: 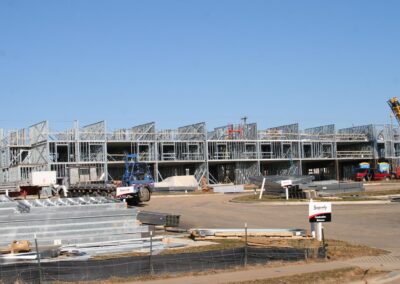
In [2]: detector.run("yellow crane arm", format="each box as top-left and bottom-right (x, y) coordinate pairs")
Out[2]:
(387, 97), (400, 126)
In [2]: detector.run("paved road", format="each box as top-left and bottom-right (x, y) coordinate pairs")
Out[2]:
(146, 194), (400, 251)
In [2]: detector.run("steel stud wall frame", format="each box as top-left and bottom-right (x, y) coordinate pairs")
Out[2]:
(1, 120), (400, 187)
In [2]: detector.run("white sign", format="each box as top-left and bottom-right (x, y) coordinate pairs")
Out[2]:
(31, 171), (57, 187)
(116, 186), (138, 197)
(280, 180), (292, 187)
(309, 201), (332, 223)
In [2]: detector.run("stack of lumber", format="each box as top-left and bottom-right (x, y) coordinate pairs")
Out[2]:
(189, 228), (306, 240)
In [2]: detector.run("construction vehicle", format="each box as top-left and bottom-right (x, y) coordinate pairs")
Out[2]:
(68, 154), (154, 204)
(115, 154), (154, 203)
(387, 97), (400, 125)
(353, 162), (391, 181)
(387, 97), (400, 178)
(356, 96), (400, 180)
(353, 168), (391, 181)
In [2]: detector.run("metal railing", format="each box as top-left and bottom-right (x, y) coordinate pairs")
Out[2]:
(336, 151), (373, 158)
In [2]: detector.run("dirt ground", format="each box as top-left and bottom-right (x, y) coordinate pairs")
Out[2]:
(146, 185), (400, 251)
(132, 182), (400, 283)
(226, 267), (384, 284)
(133, 183), (400, 283)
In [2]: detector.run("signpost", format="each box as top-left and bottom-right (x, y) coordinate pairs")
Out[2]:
(309, 201), (332, 223)
(309, 200), (332, 241)
(280, 180), (292, 200)
(258, 178), (266, 200)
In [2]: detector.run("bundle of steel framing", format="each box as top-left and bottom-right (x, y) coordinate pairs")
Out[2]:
(137, 211), (181, 227)
(189, 228), (306, 239)
(0, 197), (164, 258)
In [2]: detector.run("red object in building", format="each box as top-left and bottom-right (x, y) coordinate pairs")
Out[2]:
(18, 186), (42, 198)
(227, 125), (244, 138)
(391, 167), (400, 179)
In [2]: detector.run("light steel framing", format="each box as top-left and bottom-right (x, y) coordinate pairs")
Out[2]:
(1, 120), (400, 188)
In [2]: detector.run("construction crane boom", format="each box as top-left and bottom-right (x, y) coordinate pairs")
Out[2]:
(387, 97), (400, 126)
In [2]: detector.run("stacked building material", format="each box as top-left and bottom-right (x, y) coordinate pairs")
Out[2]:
(137, 211), (180, 227)
(189, 228), (306, 240)
(250, 175), (315, 190)
(257, 185), (306, 198)
(0, 197), (163, 257)
(0, 195), (18, 215)
(62, 236), (164, 256)
(301, 180), (364, 195)
(212, 184), (244, 193)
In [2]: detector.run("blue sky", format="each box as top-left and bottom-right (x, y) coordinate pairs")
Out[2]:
(0, 0), (399, 131)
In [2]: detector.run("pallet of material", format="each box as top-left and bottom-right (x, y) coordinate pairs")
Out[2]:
(189, 228), (306, 239)
(193, 235), (308, 241)
(214, 232), (294, 238)
(212, 184), (245, 193)
(193, 236), (242, 240)
(137, 211), (180, 227)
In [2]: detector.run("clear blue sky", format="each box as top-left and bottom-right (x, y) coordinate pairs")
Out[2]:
(0, 0), (399, 131)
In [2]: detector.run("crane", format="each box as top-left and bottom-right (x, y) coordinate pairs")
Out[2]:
(387, 97), (400, 126)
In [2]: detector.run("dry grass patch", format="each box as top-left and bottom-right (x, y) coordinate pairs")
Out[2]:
(243, 238), (387, 261)
(232, 194), (308, 203)
(161, 239), (245, 254)
(340, 189), (400, 197)
(90, 239), (244, 260)
(92, 238), (387, 261)
(59, 238), (387, 283)
(325, 239), (387, 260)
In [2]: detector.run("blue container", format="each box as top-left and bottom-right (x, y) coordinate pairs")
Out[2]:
(359, 162), (370, 169)
(378, 162), (390, 173)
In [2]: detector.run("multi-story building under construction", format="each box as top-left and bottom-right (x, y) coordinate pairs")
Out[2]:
(0, 120), (399, 191)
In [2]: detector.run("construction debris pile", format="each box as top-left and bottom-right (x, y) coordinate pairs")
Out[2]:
(0, 196), (163, 260)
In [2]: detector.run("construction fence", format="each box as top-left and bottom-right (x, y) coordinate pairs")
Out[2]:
(0, 246), (326, 283)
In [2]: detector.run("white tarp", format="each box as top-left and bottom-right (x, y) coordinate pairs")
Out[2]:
(155, 175), (198, 189)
